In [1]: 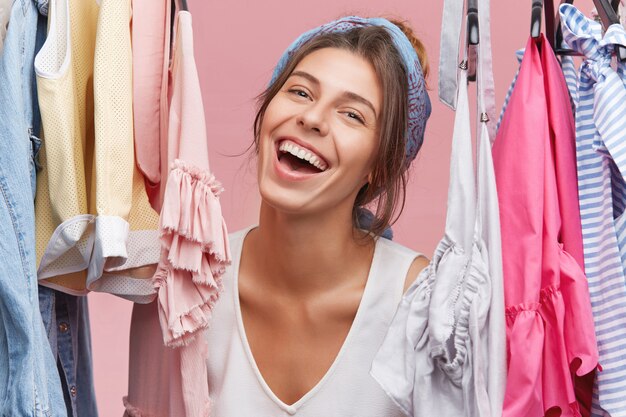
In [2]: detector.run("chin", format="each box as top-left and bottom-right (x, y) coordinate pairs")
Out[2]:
(257, 180), (317, 214)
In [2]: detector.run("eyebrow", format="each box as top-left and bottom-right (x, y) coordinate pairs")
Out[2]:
(289, 70), (378, 118)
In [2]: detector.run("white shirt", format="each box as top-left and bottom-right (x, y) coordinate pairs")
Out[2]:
(205, 226), (421, 416)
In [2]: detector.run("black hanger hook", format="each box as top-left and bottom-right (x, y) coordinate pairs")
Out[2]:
(531, 0), (544, 38)
(466, 0), (479, 82)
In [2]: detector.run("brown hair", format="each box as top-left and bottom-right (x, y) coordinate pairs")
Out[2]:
(252, 18), (429, 238)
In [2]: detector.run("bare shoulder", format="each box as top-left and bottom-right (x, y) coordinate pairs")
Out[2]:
(403, 255), (430, 294)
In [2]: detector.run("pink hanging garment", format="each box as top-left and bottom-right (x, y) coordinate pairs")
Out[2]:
(154, 9), (230, 349)
(154, 8), (230, 415)
(125, 301), (186, 417)
(493, 35), (598, 417)
(125, 8), (231, 417)
(131, 0), (169, 205)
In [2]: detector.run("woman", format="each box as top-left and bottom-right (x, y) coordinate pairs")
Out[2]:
(204, 16), (432, 416)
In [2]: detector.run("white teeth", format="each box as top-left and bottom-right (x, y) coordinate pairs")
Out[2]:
(278, 141), (328, 171)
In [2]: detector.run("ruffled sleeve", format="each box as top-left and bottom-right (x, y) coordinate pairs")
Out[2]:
(155, 160), (230, 347)
(153, 9), (231, 348)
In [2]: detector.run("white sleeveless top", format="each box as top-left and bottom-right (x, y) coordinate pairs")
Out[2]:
(205, 226), (421, 417)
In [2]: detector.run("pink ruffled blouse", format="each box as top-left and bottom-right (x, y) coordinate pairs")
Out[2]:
(493, 35), (598, 417)
(126, 7), (230, 416)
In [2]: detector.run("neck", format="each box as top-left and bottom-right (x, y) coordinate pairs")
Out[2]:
(244, 202), (375, 296)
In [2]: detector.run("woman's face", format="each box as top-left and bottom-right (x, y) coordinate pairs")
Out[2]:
(257, 47), (382, 218)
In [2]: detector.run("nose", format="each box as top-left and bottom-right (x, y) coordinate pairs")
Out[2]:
(296, 104), (329, 136)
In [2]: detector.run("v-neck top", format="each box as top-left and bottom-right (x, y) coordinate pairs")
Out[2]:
(205, 226), (420, 416)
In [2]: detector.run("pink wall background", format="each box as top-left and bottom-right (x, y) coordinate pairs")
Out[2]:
(88, 0), (595, 415)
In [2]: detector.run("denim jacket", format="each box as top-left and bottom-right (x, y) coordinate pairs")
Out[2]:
(39, 288), (98, 417)
(0, 1), (66, 415)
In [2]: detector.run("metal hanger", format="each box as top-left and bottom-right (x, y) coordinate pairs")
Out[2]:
(170, 0), (189, 46)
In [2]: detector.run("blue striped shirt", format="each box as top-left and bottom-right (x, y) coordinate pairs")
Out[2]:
(561, 4), (626, 416)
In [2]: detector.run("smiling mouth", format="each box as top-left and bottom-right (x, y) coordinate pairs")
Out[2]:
(276, 140), (329, 174)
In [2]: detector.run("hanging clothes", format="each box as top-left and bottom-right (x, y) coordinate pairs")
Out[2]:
(0, 0), (67, 415)
(131, 0), (170, 209)
(152, 7), (230, 351)
(559, 4), (626, 416)
(497, 39), (596, 417)
(33, 0), (161, 301)
(370, 0), (506, 415)
(125, 8), (231, 416)
(493, 32), (599, 416)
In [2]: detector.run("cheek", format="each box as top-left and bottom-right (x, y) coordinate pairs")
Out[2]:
(261, 95), (293, 132)
(257, 98), (291, 157)
(336, 132), (378, 181)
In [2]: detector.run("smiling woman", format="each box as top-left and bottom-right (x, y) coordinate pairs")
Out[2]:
(201, 16), (433, 417)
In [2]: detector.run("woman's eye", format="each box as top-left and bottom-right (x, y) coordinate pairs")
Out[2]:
(346, 111), (365, 124)
(288, 88), (310, 99)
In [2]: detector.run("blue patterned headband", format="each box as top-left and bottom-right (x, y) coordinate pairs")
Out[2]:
(270, 16), (432, 163)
